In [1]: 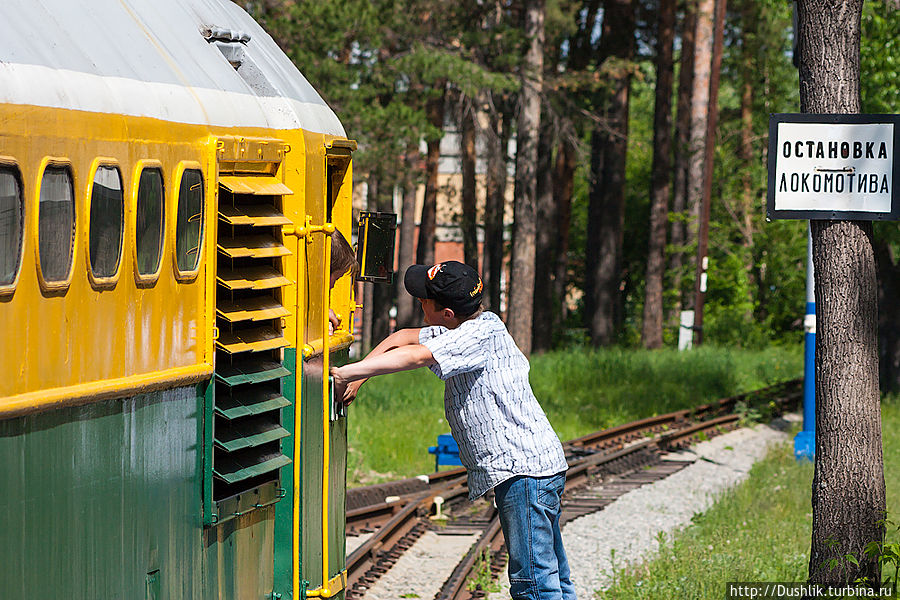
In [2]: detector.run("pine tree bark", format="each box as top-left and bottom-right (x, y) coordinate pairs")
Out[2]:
(532, 117), (556, 352)
(508, 0), (545, 356)
(483, 98), (509, 314)
(688, 0), (725, 346)
(641, 0), (676, 349)
(585, 0), (635, 346)
(738, 1), (757, 315)
(667, 0), (697, 328)
(417, 84), (446, 266)
(876, 238), (900, 393)
(552, 139), (575, 333)
(798, 0), (885, 587)
(460, 97), (479, 271)
(370, 177), (395, 346)
(396, 144), (419, 328)
(686, 0), (714, 251)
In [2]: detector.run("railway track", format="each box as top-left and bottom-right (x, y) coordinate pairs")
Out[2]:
(345, 378), (802, 600)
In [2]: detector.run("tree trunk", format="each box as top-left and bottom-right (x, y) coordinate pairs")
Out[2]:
(396, 145), (419, 328)
(685, 0), (714, 252)
(738, 2), (756, 315)
(508, 0), (545, 356)
(460, 97), (479, 271)
(585, 0), (635, 347)
(641, 0), (676, 349)
(532, 117), (556, 352)
(483, 97), (509, 315)
(798, 0), (885, 587)
(552, 139), (575, 335)
(370, 177), (395, 346)
(667, 0), (697, 329)
(688, 0), (725, 346)
(417, 84), (446, 266)
(876, 238), (900, 393)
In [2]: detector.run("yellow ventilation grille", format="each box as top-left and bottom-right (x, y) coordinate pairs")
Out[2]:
(212, 138), (294, 504)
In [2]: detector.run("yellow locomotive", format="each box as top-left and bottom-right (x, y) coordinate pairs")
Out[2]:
(0, 1), (366, 598)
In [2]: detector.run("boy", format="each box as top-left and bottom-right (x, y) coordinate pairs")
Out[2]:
(331, 261), (576, 600)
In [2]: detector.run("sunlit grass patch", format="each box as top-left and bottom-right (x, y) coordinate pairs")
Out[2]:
(596, 397), (900, 599)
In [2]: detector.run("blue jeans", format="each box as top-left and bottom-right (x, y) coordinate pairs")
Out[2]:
(494, 472), (576, 600)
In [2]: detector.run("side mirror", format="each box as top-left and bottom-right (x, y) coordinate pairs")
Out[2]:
(356, 211), (397, 283)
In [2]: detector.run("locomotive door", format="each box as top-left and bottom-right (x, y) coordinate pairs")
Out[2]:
(297, 140), (356, 600)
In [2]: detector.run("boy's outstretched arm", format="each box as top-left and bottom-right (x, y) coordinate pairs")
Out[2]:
(332, 327), (425, 404)
(367, 328), (422, 357)
(331, 343), (434, 405)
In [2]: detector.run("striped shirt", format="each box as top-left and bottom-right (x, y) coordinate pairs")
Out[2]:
(419, 311), (568, 499)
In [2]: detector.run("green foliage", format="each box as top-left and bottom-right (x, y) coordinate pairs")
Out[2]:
(235, 0), (519, 188)
(234, 0), (898, 351)
(861, 0), (900, 114)
(864, 518), (900, 598)
(347, 346), (801, 484)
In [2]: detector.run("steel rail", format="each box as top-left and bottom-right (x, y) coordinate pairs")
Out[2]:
(346, 489), (430, 597)
(432, 379), (803, 600)
(436, 512), (504, 600)
(345, 378), (803, 600)
(346, 475), (469, 597)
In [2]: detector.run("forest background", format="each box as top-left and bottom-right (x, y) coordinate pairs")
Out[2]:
(234, 0), (900, 390)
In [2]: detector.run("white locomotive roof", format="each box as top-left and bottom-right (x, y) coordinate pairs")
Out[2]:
(0, 0), (345, 136)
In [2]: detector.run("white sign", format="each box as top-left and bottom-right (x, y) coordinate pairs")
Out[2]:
(767, 115), (899, 221)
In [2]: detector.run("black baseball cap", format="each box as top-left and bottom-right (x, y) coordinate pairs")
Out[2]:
(404, 261), (484, 316)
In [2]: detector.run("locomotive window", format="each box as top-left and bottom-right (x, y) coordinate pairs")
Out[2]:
(38, 166), (75, 283)
(89, 165), (124, 279)
(136, 168), (164, 276)
(175, 169), (204, 273)
(0, 166), (24, 287)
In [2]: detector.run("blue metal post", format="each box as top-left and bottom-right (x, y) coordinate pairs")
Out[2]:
(794, 223), (815, 460)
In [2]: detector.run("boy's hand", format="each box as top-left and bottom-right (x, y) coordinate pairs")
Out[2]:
(331, 366), (363, 407)
(328, 309), (341, 334)
(331, 366), (349, 404)
(341, 380), (363, 407)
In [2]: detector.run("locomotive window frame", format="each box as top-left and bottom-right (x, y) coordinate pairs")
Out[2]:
(35, 158), (77, 292)
(172, 162), (205, 281)
(86, 158), (125, 288)
(133, 160), (166, 284)
(0, 158), (25, 295)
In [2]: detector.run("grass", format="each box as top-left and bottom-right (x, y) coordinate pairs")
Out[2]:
(596, 396), (900, 599)
(346, 345), (801, 486)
